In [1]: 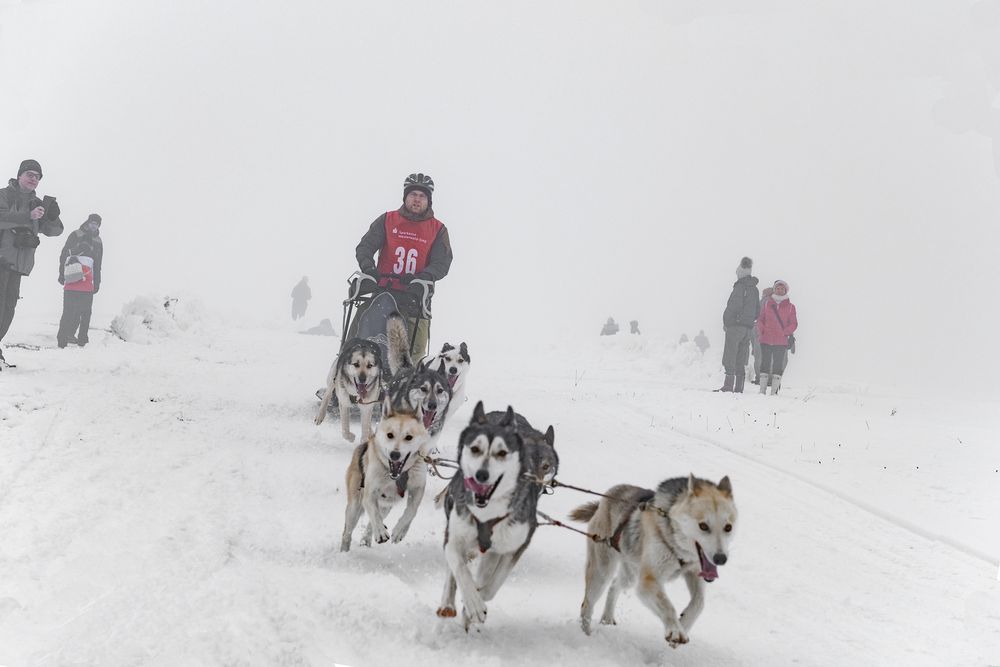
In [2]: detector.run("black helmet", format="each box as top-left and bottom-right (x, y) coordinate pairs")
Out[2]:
(404, 172), (434, 193)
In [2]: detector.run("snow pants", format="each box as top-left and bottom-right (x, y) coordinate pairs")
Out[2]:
(759, 343), (788, 376)
(0, 267), (22, 343)
(721, 325), (752, 376)
(291, 298), (307, 320)
(57, 291), (94, 346)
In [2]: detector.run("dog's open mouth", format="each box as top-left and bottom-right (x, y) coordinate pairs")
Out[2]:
(422, 408), (436, 429)
(447, 373), (458, 389)
(695, 542), (719, 582)
(388, 452), (411, 479)
(355, 379), (371, 400)
(464, 474), (502, 508)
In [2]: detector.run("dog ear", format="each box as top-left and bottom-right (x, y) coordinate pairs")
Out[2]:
(545, 425), (555, 448)
(717, 475), (733, 496)
(440, 342), (455, 353)
(472, 401), (487, 425)
(687, 473), (698, 494)
(500, 406), (516, 429)
(382, 395), (394, 419)
(437, 359), (447, 375)
(460, 342), (469, 360)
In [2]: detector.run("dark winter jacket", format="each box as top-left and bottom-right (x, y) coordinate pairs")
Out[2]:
(723, 276), (760, 329)
(59, 224), (103, 293)
(0, 179), (65, 275)
(291, 279), (311, 302)
(355, 206), (453, 283)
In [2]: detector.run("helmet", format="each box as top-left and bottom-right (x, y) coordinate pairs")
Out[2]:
(403, 173), (435, 193)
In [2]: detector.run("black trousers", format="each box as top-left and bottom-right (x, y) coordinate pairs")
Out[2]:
(0, 267), (22, 343)
(57, 291), (94, 346)
(759, 343), (788, 375)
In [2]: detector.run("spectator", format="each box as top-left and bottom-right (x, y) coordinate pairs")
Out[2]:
(0, 159), (64, 368)
(694, 329), (710, 355)
(716, 257), (759, 393)
(600, 317), (619, 336)
(756, 279), (798, 395)
(57, 214), (103, 347)
(291, 276), (311, 320)
(629, 320), (640, 335)
(749, 287), (773, 384)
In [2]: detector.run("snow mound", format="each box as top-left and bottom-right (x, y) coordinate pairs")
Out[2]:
(110, 295), (206, 343)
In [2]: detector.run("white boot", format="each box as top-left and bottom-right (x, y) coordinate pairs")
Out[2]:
(771, 374), (782, 395)
(758, 373), (769, 394)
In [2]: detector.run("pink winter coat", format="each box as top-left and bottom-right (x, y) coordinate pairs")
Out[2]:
(757, 297), (798, 346)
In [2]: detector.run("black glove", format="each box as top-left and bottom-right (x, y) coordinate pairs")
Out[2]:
(398, 273), (413, 285)
(45, 200), (61, 220)
(93, 285), (100, 294)
(58, 275), (65, 285)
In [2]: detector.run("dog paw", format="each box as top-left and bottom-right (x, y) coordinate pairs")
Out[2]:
(342, 430), (356, 443)
(463, 595), (487, 625)
(580, 617), (592, 635)
(340, 541), (351, 552)
(436, 606), (457, 618)
(600, 615), (617, 626)
(373, 524), (390, 544)
(665, 625), (689, 648)
(360, 534), (372, 547)
(391, 527), (408, 543)
(314, 414), (325, 426)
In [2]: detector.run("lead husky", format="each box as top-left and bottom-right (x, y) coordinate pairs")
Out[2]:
(315, 338), (383, 443)
(340, 397), (430, 552)
(570, 475), (737, 648)
(436, 402), (555, 628)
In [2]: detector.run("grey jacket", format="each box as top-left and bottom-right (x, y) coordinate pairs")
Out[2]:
(0, 180), (64, 275)
(723, 276), (760, 328)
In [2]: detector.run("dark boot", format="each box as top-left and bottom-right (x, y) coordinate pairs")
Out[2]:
(714, 374), (736, 392)
(734, 374), (746, 393)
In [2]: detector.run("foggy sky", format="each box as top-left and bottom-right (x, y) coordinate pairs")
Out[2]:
(1, 0), (998, 392)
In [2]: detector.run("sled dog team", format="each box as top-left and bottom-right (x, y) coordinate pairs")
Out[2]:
(315, 315), (738, 648)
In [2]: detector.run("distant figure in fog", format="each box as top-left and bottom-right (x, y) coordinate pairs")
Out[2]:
(600, 317), (619, 336)
(679, 333), (689, 344)
(629, 320), (640, 335)
(694, 329), (710, 355)
(756, 279), (797, 396)
(291, 276), (311, 320)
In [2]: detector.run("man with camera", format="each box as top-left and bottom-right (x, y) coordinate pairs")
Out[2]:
(0, 159), (65, 368)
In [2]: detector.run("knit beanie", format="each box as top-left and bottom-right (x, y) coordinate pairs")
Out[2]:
(17, 159), (42, 178)
(735, 256), (753, 279)
(85, 213), (102, 227)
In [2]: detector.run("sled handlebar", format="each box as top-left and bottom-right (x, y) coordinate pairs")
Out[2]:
(346, 271), (378, 301)
(345, 272), (433, 319)
(410, 279), (433, 319)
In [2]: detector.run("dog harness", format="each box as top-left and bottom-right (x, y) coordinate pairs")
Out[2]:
(609, 489), (656, 552)
(357, 443), (409, 497)
(473, 514), (510, 553)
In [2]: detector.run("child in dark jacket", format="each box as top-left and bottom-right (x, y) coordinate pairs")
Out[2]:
(57, 214), (103, 347)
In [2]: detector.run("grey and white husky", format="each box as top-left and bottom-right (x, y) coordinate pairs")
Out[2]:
(340, 397), (430, 551)
(431, 341), (472, 417)
(386, 314), (452, 442)
(570, 475), (737, 648)
(315, 338), (383, 443)
(436, 402), (556, 628)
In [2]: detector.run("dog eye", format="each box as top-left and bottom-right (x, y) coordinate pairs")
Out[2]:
(387, 432), (395, 439)
(470, 446), (482, 456)
(541, 462), (550, 471)
(495, 451), (507, 459)
(698, 522), (710, 532)
(404, 434), (413, 441)
(352, 362), (360, 367)
(420, 386), (428, 393)
(367, 363), (374, 369)
(724, 524), (732, 533)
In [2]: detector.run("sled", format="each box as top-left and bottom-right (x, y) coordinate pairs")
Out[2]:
(317, 271), (435, 416)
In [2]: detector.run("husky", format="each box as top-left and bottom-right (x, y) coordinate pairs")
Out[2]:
(432, 341), (471, 416)
(570, 475), (737, 648)
(386, 314), (452, 440)
(436, 402), (555, 628)
(315, 338), (384, 442)
(340, 397), (430, 552)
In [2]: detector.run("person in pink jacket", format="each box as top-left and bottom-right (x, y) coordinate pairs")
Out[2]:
(756, 279), (797, 395)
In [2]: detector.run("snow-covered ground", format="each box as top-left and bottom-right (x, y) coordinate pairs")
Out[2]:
(1, 302), (998, 666)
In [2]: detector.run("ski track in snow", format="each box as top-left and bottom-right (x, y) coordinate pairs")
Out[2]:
(0, 322), (998, 667)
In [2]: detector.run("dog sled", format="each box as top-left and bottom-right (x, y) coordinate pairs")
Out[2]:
(314, 270), (435, 415)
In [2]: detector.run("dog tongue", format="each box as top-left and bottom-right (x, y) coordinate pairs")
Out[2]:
(447, 375), (457, 388)
(463, 477), (492, 496)
(698, 546), (719, 582)
(356, 382), (368, 399)
(423, 409), (435, 429)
